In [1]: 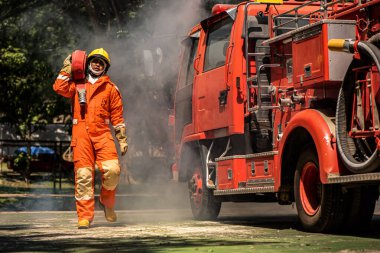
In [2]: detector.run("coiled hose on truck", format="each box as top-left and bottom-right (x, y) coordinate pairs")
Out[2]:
(336, 39), (380, 173)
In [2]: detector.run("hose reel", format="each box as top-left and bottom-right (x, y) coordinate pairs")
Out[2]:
(333, 39), (380, 173)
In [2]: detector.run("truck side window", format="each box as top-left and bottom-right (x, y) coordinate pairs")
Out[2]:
(204, 18), (233, 72)
(178, 37), (199, 89)
(186, 39), (199, 85)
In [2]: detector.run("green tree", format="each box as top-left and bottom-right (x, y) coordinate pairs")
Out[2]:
(0, 1), (79, 180)
(0, 1), (92, 137)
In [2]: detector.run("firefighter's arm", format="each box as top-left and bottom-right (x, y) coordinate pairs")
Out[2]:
(53, 55), (76, 98)
(110, 85), (128, 156)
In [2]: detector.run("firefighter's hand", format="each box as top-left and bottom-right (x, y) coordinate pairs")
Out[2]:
(120, 142), (128, 156)
(61, 54), (72, 75)
(115, 126), (128, 156)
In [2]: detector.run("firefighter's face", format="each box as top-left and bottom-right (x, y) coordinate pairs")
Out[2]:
(90, 58), (105, 72)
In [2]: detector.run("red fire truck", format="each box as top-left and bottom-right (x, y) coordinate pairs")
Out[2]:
(173, 0), (380, 232)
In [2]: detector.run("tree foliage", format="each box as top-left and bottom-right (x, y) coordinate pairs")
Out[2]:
(0, 1), (77, 139)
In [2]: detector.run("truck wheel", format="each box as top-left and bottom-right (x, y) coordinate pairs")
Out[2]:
(294, 147), (346, 232)
(344, 186), (378, 231)
(188, 165), (221, 220)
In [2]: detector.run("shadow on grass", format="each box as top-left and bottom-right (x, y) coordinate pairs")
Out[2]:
(0, 231), (276, 252)
(0, 196), (76, 211)
(218, 214), (300, 230)
(218, 213), (380, 239)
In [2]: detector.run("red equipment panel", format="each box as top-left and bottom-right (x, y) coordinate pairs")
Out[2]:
(267, 20), (356, 89)
(216, 158), (246, 190)
(293, 21), (356, 88)
(292, 30), (324, 86)
(246, 157), (274, 180)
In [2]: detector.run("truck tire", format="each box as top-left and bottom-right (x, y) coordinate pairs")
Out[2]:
(294, 147), (346, 232)
(188, 164), (221, 220)
(344, 185), (378, 231)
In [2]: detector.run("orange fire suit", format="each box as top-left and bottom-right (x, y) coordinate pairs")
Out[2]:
(53, 71), (125, 222)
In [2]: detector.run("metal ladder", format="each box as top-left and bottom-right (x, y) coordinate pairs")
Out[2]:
(244, 2), (280, 114)
(272, 0), (358, 36)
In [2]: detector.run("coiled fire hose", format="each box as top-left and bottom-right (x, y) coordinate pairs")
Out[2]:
(329, 38), (380, 173)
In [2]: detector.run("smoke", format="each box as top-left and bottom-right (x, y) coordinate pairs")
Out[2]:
(101, 0), (208, 183)
(106, 0), (207, 216)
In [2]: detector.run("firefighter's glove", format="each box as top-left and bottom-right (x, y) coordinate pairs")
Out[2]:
(115, 126), (128, 156)
(60, 54), (72, 75)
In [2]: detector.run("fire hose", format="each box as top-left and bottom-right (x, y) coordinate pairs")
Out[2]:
(330, 38), (380, 173)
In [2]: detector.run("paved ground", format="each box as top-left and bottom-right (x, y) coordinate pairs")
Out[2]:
(1, 173), (380, 252)
(1, 202), (380, 252)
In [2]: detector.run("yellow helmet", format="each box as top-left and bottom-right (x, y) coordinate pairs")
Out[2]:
(87, 48), (111, 70)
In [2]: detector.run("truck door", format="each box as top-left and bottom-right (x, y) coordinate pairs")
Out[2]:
(175, 32), (200, 144)
(196, 17), (234, 133)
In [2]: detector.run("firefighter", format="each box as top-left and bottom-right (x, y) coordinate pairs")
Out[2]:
(53, 48), (128, 229)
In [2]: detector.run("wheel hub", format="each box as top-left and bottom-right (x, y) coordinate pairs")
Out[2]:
(299, 162), (321, 216)
(189, 169), (203, 208)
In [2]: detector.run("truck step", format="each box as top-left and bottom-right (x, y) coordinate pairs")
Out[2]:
(213, 185), (274, 196)
(247, 52), (270, 57)
(327, 172), (380, 184)
(215, 151), (278, 162)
